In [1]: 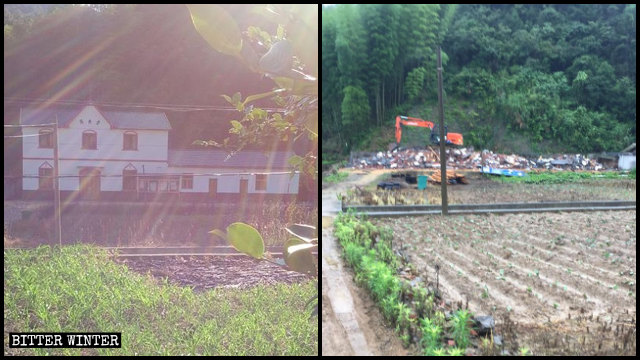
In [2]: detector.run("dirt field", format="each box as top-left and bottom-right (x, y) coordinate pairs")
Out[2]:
(345, 170), (636, 205)
(114, 256), (314, 291)
(374, 210), (636, 355)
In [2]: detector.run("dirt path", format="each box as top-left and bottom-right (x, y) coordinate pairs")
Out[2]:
(322, 170), (408, 356)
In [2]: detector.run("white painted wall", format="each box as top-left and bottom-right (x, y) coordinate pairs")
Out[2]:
(165, 167), (299, 194)
(22, 106), (168, 162)
(23, 159), (169, 191)
(22, 106), (299, 194)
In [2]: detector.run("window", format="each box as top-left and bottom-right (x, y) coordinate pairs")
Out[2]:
(138, 176), (179, 193)
(82, 130), (97, 149)
(169, 180), (178, 191)
(39, 164), (53, 190)
(181, 174), (193, 189)
(39, 129), (53, 148)
(123, 169), (137, 191)
(123, 132), (137, 150)
(255, 174), (267, 191)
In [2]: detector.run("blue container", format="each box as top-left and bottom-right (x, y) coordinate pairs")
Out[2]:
(417, 175), (428, 190)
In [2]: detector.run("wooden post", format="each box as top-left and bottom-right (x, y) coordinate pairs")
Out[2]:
(53, 114), (62, 246)
(437, 46), (448, 215)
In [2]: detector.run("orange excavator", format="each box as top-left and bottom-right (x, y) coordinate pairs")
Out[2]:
(394, 115), (463, 149)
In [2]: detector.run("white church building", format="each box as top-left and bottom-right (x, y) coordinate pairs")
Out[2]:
(20, 105), (299, 201)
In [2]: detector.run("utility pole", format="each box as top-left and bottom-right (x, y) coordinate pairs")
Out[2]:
(53, 114), (62, 246)
(437, 46), (448, 215)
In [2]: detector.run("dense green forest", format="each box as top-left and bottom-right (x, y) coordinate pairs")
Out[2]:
(322, 4), (636, 158)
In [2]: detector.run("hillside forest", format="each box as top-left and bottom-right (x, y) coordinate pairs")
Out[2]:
(322, 4), (636, 159)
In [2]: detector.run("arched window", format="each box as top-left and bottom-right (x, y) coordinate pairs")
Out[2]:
(123, 131), (138, 150)
(82, 130), (97, 149)
(38, 128), (53, 148)
(122, 164), (137, 191)
(39, 162), (54, 190)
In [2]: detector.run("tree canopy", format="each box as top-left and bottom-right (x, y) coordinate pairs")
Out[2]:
(322, 4), (636, 155)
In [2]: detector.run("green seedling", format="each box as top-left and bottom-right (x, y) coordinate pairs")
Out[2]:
(420, 317), (442, 353)
(482, 285), (490, 299)
(451, 309), (472, 349)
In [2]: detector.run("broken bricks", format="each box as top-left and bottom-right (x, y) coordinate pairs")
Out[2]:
(349, 146), (609, 172)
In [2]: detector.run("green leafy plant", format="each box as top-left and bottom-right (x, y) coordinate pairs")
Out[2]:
(414, 287), (433, 318)
(400, 332), (411, 348)
(420, 317), (442, 354)
(451, 309), (472, 349)
(482, 284), (490, 299)
(343, 242), (365, 270)
(395, 301), (413, 331)
(433, 310), (446, 329)
(382, 294), (399, 323)
(210, 222), (317, 318)
(188, 4), (318, 178)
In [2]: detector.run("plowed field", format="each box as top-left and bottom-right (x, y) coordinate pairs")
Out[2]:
(374, 210), (636, 355)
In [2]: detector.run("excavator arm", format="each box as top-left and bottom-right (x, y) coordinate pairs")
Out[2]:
(394, 115), (464, 147)
(395, 115), (434, 144)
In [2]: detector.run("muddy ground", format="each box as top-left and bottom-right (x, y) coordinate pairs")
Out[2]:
(374, 210), (636, 355)
(345, 170), (635, 205)
(114, 256), (314, 291)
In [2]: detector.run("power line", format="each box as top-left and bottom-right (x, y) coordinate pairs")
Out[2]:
(4, 123), (57, 127)
(4, 97), (286, 112)
(6, 171), (300, 179)
(4, 133), (46, 138)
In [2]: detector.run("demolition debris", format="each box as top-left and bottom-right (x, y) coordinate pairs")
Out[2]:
(349, 147), (611, 171)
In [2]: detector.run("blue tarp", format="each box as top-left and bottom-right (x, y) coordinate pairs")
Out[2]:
(481, 166), (526, 177)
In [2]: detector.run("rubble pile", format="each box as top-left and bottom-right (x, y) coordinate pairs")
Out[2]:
(350, 146), (608, 171)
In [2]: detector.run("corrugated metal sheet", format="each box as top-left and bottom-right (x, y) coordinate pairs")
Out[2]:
(20, 106), (171, 130)
(168, 150), (293, 169)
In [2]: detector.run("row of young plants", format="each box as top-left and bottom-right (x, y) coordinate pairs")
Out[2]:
(334, 211), (474, 356)
(493, 169), (636, 184)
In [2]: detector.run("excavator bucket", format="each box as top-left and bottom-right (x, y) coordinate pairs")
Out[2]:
(446, 132), (464, 146)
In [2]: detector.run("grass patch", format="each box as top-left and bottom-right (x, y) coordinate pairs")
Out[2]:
(4, 245), (317, 356)
(322, 171), (349, 184)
